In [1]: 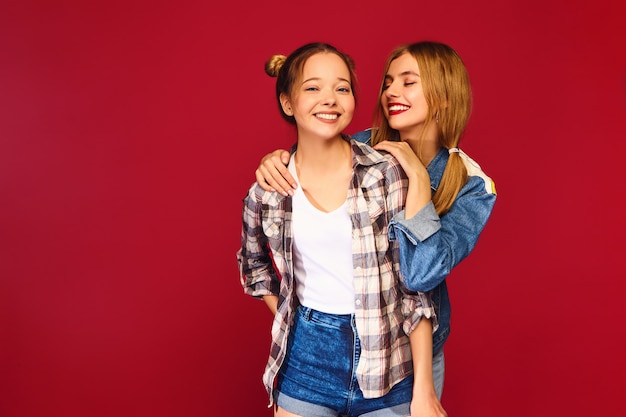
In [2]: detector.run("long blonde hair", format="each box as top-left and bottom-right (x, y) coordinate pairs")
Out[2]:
(371, 41), (471, 215)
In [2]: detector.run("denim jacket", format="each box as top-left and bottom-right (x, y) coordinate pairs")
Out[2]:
(352, 129), (497, 353)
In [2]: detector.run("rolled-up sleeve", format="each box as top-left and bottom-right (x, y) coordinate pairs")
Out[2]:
(237, 185), (280, 298)
(400, 290), (438, 335)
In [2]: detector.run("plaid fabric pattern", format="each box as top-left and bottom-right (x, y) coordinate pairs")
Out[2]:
(237, 138), (436, 405)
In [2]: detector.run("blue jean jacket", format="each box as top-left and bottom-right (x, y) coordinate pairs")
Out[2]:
(352, 129), (497, 353)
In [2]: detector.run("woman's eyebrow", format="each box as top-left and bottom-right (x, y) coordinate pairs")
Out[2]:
(302, 77), (351, 84)
(385, 70), (420, 79)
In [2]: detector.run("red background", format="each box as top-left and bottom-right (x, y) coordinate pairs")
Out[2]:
(1, 1), (625, 416)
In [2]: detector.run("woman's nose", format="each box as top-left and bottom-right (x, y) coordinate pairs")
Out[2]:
(321, 88), (337, 105)
(385, 83), (399, 97)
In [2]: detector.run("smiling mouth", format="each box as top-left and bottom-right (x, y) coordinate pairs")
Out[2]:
(315, 113), (339, 120)
(388, 105), (410, 112)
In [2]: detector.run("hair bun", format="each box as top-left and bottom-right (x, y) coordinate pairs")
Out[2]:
(265, 54), (287, 77)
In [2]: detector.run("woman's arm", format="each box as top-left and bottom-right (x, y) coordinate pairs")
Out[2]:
(262, 295), (278, 315)
(254, 130), (373, 195)
(237, 185), (281, 298)
(382, 152), (444, 416)
(390, 177), (497, 292)
(408, 319), (447, 417)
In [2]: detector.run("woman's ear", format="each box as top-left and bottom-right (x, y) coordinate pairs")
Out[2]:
(280, 93), (293, 116)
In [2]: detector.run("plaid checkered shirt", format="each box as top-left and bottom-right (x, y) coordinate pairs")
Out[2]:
(237, 138), (437, 406)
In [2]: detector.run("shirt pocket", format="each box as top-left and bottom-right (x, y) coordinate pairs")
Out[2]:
(262, 212), (284, 253)
(367, 197), (389, 250)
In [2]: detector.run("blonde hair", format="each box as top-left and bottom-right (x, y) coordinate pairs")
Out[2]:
(371, 41), (471, 215)
(265, 43), (358, 125)
(264, 55), (286, 77)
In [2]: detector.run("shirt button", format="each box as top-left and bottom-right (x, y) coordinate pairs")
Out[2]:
(355, 299), (362, 306)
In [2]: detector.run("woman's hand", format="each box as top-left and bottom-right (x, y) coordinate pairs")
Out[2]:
(410, 389), (447, 417)
(373, 140), (427, 179)
(374, 140), (431, 218)
(255, 149), (296, 196)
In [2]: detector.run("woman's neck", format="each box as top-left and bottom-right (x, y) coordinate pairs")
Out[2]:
(293, 134), (353, 213)
(294, 135), (351, 173)
(400, 125), (441, 167)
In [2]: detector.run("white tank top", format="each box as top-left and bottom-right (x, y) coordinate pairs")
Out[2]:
(288, 155), (355, 314)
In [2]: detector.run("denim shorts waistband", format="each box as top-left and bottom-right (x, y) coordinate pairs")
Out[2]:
(298, 306), (355, 331)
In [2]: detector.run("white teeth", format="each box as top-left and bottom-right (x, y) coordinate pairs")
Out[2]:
(389, 105), (410, 111)
(315, 113), (338, 120)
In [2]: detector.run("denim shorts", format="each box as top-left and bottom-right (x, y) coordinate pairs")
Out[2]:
(275, 306), (412, 417)
(432, 348), (445, 400)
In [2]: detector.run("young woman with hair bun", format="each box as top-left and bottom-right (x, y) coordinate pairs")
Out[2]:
(238, 42), (446, 417)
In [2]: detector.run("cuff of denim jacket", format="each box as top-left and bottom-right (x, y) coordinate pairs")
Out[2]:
(390, 201), (440, 242)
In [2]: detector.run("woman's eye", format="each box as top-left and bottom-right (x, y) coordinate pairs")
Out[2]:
(338, 87), (351, 93)
(404, 82), (416, 86)
(382, 84), (391, 91)
(305, 87), (318, 91)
